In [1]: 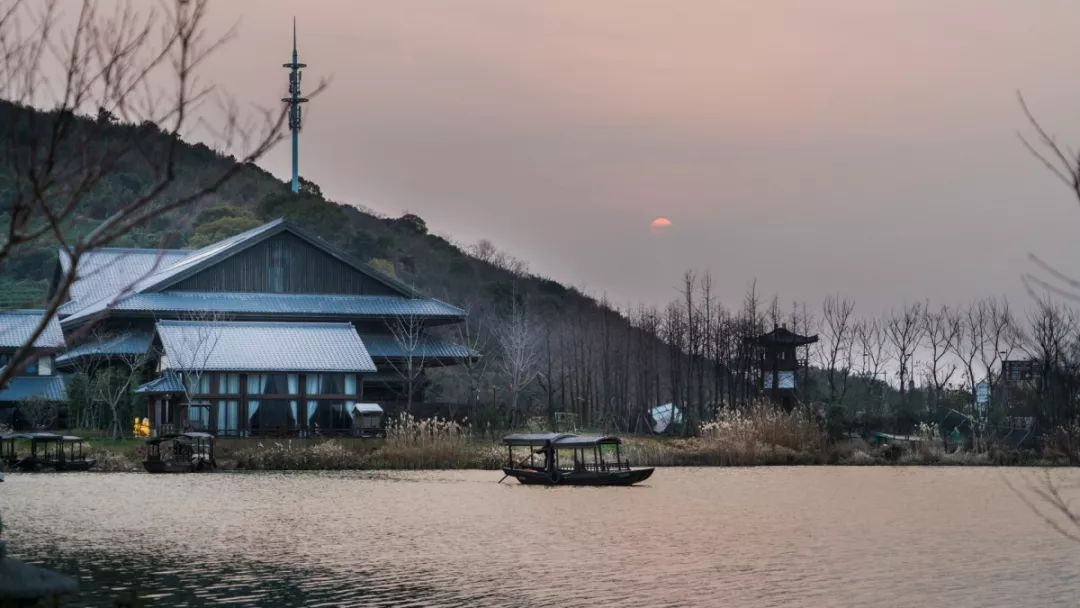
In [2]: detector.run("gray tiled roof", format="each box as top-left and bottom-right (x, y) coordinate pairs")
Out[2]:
(0, 310), (65, 349)
(358, 333), (475, 360)
(59, 248), (191, 314)
(61, 292), (465, 327)
(157, 320), (376, 373)
(136, 371), (184, 394)
(0, 375), (67, 403)
(56, 219), (457, 328)
(55, 329), (154, 366)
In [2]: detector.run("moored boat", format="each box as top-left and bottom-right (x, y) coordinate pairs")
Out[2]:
(143, 432), (216, 473)
(501, 433), (654, 486)
(52, 435), (96, 471)
(0, 433), (96, 471)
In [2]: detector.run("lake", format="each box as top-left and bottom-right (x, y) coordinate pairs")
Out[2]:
(3, 468), (1079, 607)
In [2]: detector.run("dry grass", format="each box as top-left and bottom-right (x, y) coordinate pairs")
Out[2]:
(371, 414), (502, 469)
(621, 403), (827, 466)
(232, 440), (376, 470)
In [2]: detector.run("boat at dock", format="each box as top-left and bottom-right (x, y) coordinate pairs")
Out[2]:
(143, 432), (216, 473)
(501, 433), (654, 486)
(0, 433), (97, 471)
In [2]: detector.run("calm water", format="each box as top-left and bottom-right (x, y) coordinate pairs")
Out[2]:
(3, 468), (1080, 607)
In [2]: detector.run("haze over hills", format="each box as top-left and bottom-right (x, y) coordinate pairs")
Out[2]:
(0, 101), (589, 318)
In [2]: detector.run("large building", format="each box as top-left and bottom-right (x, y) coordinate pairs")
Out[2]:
(0, 218), (471, 436)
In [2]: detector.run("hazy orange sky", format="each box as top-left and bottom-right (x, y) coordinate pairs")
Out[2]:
(183, 1), (1080, 313)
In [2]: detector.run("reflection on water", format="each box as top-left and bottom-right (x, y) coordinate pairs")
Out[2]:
(3, 468), (1080, 607)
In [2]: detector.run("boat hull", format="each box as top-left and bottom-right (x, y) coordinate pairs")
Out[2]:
(143, 460), (214, 474)
(503, 467), (654, 486)
(53, 459), (96, 472)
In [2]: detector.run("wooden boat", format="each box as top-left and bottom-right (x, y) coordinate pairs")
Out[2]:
(501, 433), (654, 486)
(52, 436), (97, 471)
(0, 433), (96, 471)
(143, 432), (216, 474)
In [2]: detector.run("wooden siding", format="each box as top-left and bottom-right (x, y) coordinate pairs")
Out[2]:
(171, 233), (400, 295)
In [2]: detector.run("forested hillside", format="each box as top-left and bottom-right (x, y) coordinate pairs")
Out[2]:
(12, 102), (1063, 439)
(0, 101), (695, 430)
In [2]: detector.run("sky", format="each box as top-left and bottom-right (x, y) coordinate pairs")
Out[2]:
(176, 1), (1080, 314)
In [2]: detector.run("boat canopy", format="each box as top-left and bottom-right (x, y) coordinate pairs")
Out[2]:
(3, 432), (63, 441)
(145, 432), (214, 445)
(502, 433), (622, 448)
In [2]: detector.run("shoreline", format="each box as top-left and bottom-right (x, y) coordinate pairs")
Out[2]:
(3, 435), (1065, 473)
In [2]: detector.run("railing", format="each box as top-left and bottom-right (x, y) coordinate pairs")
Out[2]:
(559, 461), (632, 473)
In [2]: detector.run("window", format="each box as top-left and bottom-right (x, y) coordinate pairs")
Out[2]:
(186, 373), (212, 395)
(188, 403), (209, 429)
(217, 373), (241, 395)
(306, 400), (356, 434)
(248, 399), (298, 435)
(216, 400), (240, 435)
(764, 371), (796, 390)
(306, 374), (357, 396)
(247, 374), (298, 395)
(22, 357), (37, 376)
(37, 356), (52, 376)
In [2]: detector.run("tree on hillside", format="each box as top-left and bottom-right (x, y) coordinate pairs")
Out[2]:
(856, 319), (890, 415)
(449, 297), (490, 412)
(0, 0), (313, 387)
(922, 303), (959, 409)
(385, 312), (427, 414)
(494, 290), (541, 424)
(187, 206), (261, 247)
(886, 303), (924, 396)
(817, 295), (856, 405)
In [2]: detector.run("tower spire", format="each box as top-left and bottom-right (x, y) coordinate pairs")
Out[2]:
(282, 17), (309, 194)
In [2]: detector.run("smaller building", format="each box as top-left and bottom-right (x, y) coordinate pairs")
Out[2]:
(745, 324), (818, 409)
(0, 310), (67, 426)
(1002, 359), (1038, 385)
(137, 319), (378, 437)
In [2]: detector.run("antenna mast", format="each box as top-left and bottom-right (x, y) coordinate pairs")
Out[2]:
(282, 18), (309, 194)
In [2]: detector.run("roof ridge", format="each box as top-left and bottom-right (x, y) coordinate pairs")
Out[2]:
(83, 247), (192, 253)
(157, 319), (355, 328)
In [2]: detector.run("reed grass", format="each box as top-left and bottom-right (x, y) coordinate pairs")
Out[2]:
(371, 414), (502, 469)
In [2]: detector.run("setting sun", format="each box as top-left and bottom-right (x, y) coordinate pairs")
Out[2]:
(650, 216), (672, 235)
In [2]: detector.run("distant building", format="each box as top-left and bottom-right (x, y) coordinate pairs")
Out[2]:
(745, 325), (818, 409)
(14, 218), (473, 436)
(1002, 359), (1038, 385)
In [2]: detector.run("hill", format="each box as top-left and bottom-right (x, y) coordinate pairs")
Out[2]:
(0, 100), (684, 430)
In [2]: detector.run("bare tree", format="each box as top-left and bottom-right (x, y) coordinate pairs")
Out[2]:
(978, 297), (1018, 404)
(92, 349), (146, 439)
(817, 295), (856, 404)
(448, 299), (489, 412)
(160, 312), (224, 429)
(1025, 297), (1079, 428)
(385, 312), (427, 414)
(856, 319), (890, 415)
(18, 396), (57, 430)
(949, 301), (985, 412)
(0, 0), (311, 390)
(886, 303), (924, 395)
(494, 291), (541, 422)
(1005, 470), (1080, 544)
(922, 303), (959, 408)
